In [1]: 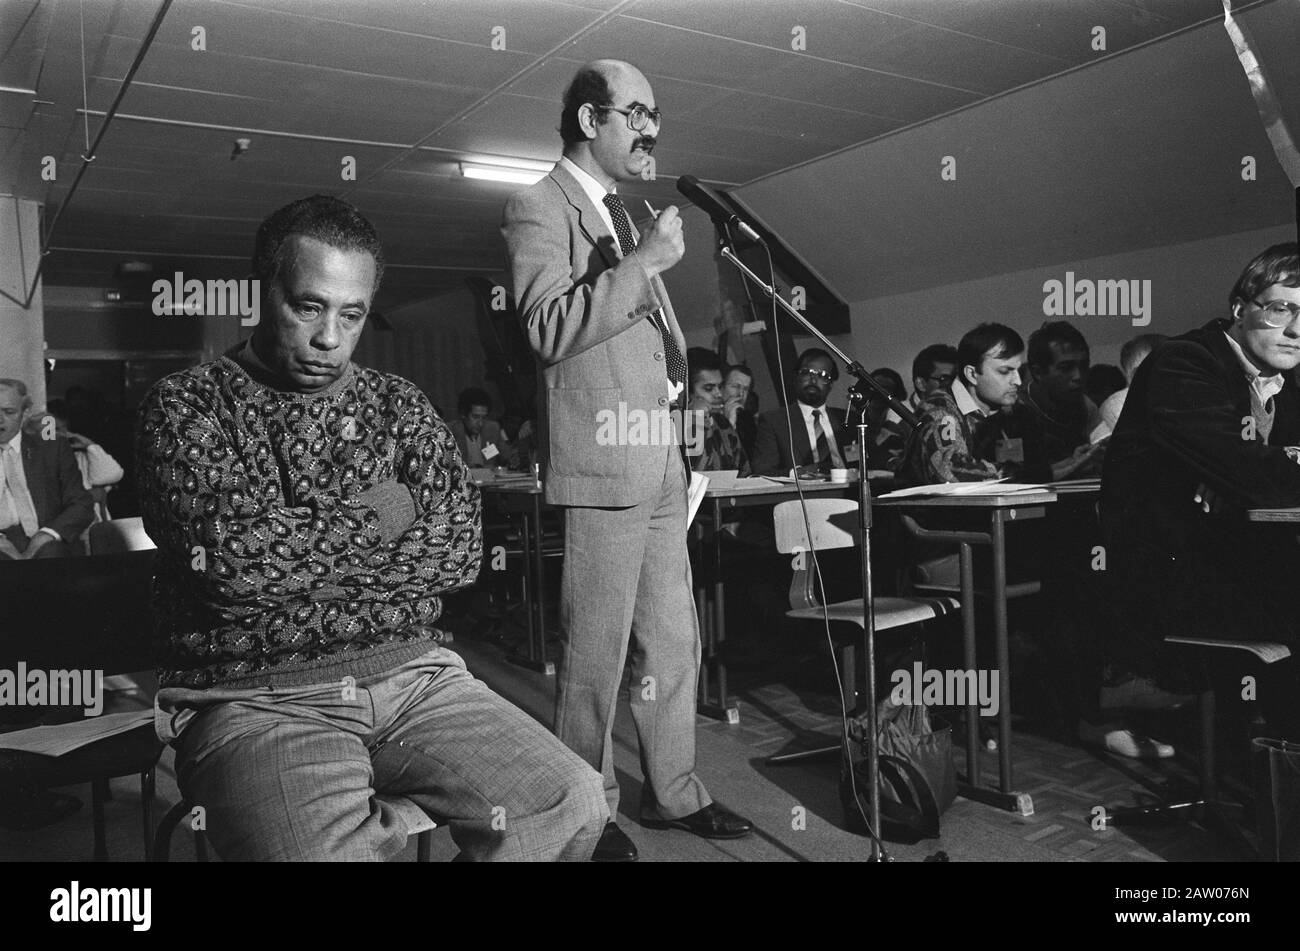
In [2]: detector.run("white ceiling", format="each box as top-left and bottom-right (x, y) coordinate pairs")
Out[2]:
(1, 0), (1262, 309)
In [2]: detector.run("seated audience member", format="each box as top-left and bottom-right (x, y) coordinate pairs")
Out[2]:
(752, 348), (853, 476)
(909, 343), (958, 411)
(27, 399), (125, 526)
(864, 367), (907, 470)
(899, 323), (1106, 486)
(898, 328), (1167, 753)
(1094, 333), (1166, 438)
(1102, 243), (1300, 736)
(1084, 364), (1126, 413)
(686, 349), (750, 475)
(1020, 321), (1104, 463)
(0, 379), (94, 560)
(723, 363), (757, 460)
(450, 387), (516, 468)
(135, 195), (605, 861)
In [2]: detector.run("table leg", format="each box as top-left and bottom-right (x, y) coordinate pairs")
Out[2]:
(507, 500), (555, 676)
(696, 498), (738, 723)
(959, 541), (979, 785)
(991, 510), (1012, 792)
(531, 493), (552, 674)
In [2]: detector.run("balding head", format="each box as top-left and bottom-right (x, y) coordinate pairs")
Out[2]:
(559, 59), (659, 187)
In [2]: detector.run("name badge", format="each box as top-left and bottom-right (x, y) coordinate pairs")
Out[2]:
(482, 443), (500, 461)
(995, 437), (1024, 464)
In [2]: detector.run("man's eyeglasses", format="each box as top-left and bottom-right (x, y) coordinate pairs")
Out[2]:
(1252, 298), (1300, 328)
(797, 368), (834, 382)
(595, 103), (662, 132)
(927, 373), (955, 385)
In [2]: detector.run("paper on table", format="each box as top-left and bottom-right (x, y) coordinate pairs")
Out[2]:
(877, 480), (1047, 499)
(0, 710), (153, 757)
(687, 471), (709, 526)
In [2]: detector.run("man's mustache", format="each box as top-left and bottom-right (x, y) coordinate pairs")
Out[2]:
(633, 137), (656, 152)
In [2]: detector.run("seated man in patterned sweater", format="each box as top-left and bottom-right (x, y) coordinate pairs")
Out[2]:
(136, 195), (606, 861)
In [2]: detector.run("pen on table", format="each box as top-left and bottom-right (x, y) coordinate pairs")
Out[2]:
(644, 200), (660, 220)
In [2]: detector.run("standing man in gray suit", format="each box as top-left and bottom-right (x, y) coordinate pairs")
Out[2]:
(502, 59), (751, 861)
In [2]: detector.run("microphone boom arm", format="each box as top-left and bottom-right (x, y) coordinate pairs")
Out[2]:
(718, 245), (918, 430)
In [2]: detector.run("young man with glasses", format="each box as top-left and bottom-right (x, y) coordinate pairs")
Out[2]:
(1101, 243), (1300, 736)
(502, 60), (752, 862)
(751, 348), (852, 476)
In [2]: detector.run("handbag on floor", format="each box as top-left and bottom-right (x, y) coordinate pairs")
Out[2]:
(841, 699), (957, 842)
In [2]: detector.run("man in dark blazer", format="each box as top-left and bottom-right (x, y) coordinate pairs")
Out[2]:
(0, 379), (93, 559)
(502, 59), (751, 861)
(1101, 244), (1300, 729)
(751, 349), (854, 476)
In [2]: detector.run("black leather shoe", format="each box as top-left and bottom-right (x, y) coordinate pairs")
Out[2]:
(641, 803), (752, 839)
(591, 821), (638, 862)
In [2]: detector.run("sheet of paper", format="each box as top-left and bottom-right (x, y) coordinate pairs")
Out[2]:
(877, 480), (1047, 499)
(0, 710), (153, 757)
(687, 471), (709, 526)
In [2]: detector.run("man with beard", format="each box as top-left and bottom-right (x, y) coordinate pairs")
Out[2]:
(752, 348), (852, 476)
(502, 60), (752, 862)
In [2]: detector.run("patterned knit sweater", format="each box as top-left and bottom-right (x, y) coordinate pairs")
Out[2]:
(136, 350), (481, 689)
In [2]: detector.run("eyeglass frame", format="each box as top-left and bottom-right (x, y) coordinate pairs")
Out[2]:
(591, 102), (663, 132)
(1250, 297), (1300, 328)
(797, 367), (835, 383)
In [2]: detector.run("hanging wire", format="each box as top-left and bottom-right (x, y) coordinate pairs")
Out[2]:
(79, 0), (92, 159)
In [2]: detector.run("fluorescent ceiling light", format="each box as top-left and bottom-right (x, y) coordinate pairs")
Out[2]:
(460, 161), (551, 185)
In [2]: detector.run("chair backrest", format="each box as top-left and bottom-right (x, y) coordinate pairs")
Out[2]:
(89, 517), (156, 554)
(773, 498), (859, 554)
(773, 498), (859, 611)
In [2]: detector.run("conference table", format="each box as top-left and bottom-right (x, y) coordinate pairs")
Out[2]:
(875, 487), (1067, 817)
(474, 473), (554, 676)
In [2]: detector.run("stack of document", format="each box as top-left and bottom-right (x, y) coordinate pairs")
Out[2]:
(877, 480), (1049, 500)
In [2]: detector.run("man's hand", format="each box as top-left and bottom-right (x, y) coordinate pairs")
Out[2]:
(0, 535), (23, 560)
(723, 396), (743, 426)
(22, 532), (55, 559)
(1052, 441), (1105, 480)
(634, 205), (685, 278)
(66, 432), (92, 451)
(1193, 482), (1226, 515)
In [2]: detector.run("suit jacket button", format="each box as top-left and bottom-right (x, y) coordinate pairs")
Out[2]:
(658, 397), (668, 407)
(654, 352), (664, 361)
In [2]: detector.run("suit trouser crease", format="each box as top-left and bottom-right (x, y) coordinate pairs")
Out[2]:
(554, 447), (710, 819)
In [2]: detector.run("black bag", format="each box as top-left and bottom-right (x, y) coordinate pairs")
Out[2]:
(841, 700), (957, 842)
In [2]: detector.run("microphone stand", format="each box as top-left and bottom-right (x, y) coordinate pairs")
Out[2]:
(719, 242), (909, 862)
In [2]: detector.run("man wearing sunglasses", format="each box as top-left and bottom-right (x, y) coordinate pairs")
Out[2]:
(1101, 243), (1300, 734)
(751, 348), (852, 477)
(502, 60), (752, 862)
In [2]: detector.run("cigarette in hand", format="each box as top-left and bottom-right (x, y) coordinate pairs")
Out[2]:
(644, 200), (660, 220)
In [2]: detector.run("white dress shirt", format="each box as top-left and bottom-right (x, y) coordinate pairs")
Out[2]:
(798, 401), (844, 468)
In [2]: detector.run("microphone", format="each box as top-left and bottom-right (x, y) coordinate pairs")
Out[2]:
(675, 175), (763, 244)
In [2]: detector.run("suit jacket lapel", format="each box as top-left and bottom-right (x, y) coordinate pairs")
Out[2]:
(789, 404), (812, 465)
(550, 163), (684, 353)
(20, 438), (46, 525)
(550, 165), (619, 270)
